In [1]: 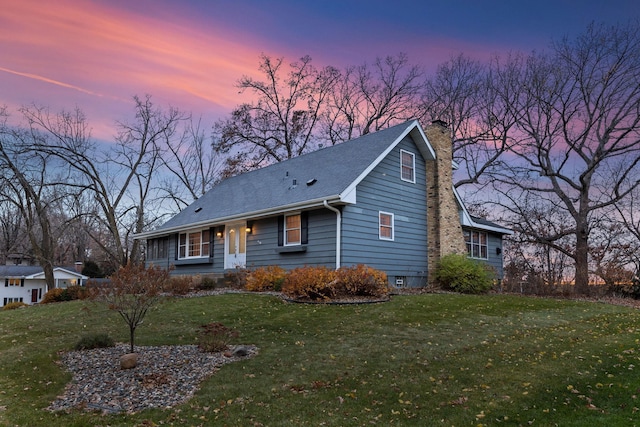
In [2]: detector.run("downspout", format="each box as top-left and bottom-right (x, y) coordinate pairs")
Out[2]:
(323, 200), (341, 269)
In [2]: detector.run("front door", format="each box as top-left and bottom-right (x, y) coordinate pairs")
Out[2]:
(31, 289), (38, 303)
(224, 222), (247, 269)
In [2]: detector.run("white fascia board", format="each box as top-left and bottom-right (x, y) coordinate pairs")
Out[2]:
(340, 121), (434, 199)
(134, 195), (346, 239)
(454, 187), (474, 226)
(53, 267), (89, 280)
(453, 187), (513, 235)
(408, 124), (437, 161)
(340, 186), (357, 204)
(26, 267), (88, 280)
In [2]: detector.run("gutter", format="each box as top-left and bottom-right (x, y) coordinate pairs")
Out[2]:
(323, 200), (342, 269)
(134, 195), (344, 240)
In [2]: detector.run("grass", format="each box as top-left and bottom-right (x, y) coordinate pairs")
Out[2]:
(1, 293), (640, 426)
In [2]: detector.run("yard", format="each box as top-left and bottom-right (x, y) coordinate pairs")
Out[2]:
(1, 292), (640, 426)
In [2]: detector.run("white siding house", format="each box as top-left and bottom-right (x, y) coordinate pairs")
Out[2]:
(0, 265), (88, 306)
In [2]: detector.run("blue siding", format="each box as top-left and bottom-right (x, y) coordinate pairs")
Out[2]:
(487, 233), (505, 279)
(150, 134), (432, 285)
(342, 135), (429, 287)
(246, 209), (337, 270)
(147, 234), (221, 276)
(464, 229), (505, 279)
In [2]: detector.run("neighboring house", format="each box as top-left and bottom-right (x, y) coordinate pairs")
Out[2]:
(137, 120), (511, 288)
(0, 265), (88, 307)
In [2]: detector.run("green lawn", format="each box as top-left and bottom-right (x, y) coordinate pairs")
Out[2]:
(1, 293), (640, 426)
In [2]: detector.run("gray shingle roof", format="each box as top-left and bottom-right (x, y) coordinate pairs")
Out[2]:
(0, 265), (43, 277)
(151, 120), (428, 235)
(468, 215), (512, 235)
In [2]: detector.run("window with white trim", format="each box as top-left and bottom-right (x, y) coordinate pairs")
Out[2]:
(400, 149), (415, 183)
(178, 229), (210, 259)
(379, 211), (394, 240)
(285, 213), (301, 245)
(464, 230), (488, 259)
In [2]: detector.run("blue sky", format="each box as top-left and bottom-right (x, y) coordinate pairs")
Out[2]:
(1, 0), (637, 139)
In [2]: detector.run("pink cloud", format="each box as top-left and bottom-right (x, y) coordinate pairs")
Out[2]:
(0, 0), (266, 139)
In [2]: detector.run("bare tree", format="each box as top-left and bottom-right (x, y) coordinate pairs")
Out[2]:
(158, 116), (224, 211)
(499, 187), (576, 286)
(90, 263), (171, 353)
(614, 180), (640, 277)
(20, 95), (185, 267)
(322, 53), (424, 145)
(491, 22), (640, 293)
(112, 95), (186, 264)
(0, 107), (70, 288)
(419, 53), (520, 189)
(213, 55), (340, 175)
(0, 199), (27, 264)
(589, 218), (637, 286)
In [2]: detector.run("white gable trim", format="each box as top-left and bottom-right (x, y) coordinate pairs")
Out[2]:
(339, 120), (436, 200)
(453, 188), (513, 235)
(25, 267), (89, 281)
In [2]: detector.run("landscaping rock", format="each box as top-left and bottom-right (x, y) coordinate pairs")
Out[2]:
(47, 344), (258, 413)
(120, 353), (137, 369)
(232, 345), (249, 357)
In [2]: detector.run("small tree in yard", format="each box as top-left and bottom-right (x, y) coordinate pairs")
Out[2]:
(92, 264), (171, 353)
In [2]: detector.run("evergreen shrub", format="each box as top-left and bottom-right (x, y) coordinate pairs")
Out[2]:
(435, 253), (495, 294)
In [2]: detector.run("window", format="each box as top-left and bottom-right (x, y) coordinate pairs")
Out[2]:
(400, 149), (415, 183)
(465, 230), (488, 259)
(379, 211), (394, 240)
(178, 229), (211, 259)
(285, 214), (301, 245)
(5, 278), (22, 287)
(3, 297), (23, 305)
(147, 238), (168, 260)
(158, 238), (167, 259)
(278, 213), (308, 248)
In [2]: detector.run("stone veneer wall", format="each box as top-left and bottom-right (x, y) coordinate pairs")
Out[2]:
(424, 121), (467, 286)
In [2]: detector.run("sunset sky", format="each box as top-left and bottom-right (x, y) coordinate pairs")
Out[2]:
(1, 0), (638, 140)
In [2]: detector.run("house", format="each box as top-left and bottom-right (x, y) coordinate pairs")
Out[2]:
(136, 120), (511, 288)
(0, 265), (88, 307)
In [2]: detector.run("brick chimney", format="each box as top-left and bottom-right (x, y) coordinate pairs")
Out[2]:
(424, 120), (466, 286)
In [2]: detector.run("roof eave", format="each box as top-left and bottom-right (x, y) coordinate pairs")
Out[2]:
(134, 194), (345, 239)
(453, 187), (513, 235)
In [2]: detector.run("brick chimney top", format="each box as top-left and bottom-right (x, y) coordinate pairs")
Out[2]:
(431, 119), (448, 128)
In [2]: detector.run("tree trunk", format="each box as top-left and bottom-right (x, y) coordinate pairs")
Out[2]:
(574, 224), (590, 295)
(43, 262), (56, 291)
(129, 324), (136, 353)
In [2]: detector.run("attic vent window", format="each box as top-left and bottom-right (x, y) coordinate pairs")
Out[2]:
(194, 207), (202, 213)
(306, 178), (317, 186)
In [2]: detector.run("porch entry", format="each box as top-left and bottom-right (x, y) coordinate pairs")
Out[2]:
(224, 221), (247, 269)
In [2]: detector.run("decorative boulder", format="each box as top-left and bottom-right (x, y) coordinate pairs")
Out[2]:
(120, 353), (138, 369)
(232, 346), (249, 357)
